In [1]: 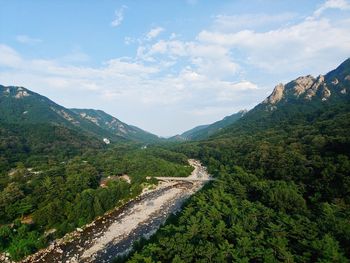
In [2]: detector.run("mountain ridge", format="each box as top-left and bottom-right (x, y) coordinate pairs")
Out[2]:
(169, 110), (247, 141)
(0, 85), (159, 143)
(70, 108), (160, 143)
(211, 58), (350, 139)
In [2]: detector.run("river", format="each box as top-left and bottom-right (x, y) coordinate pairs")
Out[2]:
(20, 159), (210, 263)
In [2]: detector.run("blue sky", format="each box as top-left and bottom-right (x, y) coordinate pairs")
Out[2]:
(1, 0), (350, 136)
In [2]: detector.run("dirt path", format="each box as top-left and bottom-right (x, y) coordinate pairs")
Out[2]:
(19, 159), (210, 263)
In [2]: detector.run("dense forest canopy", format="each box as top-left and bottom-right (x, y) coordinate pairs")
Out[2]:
(1, 59), (350, 262)
(0, 142), (192, 260)
(123, 60), (350, 262)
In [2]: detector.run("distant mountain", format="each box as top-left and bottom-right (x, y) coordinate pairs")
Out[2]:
(0, 85), (126, 142)
(70, 108), (160, 143)
(131, 60), (350, 262)
(181, 124), (210, 139)
(259, 59), (349, 111)
(171, 110), (247, 141)
(214, 58), (350, 138)
(0, 86), (105, 167)
(0, 84), (163, 170)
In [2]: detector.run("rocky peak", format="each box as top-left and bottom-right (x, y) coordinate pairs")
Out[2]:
(1, 86), (31, 99)
(291, 75), (315, 96)
(263, 83), (284, 104)
(305, 75), (325, 100)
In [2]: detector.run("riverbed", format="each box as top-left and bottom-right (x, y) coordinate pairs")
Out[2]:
(20, 159), (210, 263)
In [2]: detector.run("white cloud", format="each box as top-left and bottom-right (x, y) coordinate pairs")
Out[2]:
(197, 17), (350, 74)
(212, 13), (296, 32)
(0, 45), (22, 67)
(111, 5), (127, 27)
(0, 43), (256, 133)
(216, 81), (257, 102)
(314, 0), (350, 17)
(145, 27), (164, 40)
(16, 35), (42, 44)
(124, 36), (135, 45)
(144, 39), (239, 80)
(2, 1), (349, 136)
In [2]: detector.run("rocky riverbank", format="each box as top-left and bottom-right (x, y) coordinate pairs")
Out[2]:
(14, 159), (210, 263)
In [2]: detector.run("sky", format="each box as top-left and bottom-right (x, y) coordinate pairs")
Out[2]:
(0, 0), (350, 136)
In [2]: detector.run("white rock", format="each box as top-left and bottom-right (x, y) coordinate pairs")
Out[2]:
(332, 78), (339, 85)
(263, 83), (284, 104)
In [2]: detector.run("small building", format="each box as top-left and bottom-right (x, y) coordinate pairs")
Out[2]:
(103, 138), (110, 144)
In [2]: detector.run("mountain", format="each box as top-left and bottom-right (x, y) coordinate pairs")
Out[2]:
(128, 60), (350, 262)
(258, 58), (349, 109)
(0, 85), (105, 169)
(171, 110), (247, 141)
(213, 58), (350, 138)
(0, 85), (126, 142)
(0, 85), (161, 170)
(70, 108), (160, 143)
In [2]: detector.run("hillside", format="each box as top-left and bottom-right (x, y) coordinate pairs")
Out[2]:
(0, 85), (126, 141)
(211, 58), (350, 138)
(171, 110), (247, 141)
(0, 85), (161, 171)
(126, 59), (350, 262)
(0, 85), (106, 170)
(70, 109), (160, 143)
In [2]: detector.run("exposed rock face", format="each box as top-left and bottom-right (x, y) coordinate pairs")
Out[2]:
(79, 113), (100, 126)
(50, 107), (80, 125)
(15, 87), (30, 99)
(261, 57), (350, 107)
(292, 75), (315, 96)
(263, 83), (285, 104)
(322, 86), (331, 100)
(305, 75), (325, 100)
(3, 88), (10, 95)
(332, 78), (339, 85)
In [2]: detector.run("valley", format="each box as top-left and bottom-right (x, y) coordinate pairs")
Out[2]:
(17, 160), (210, 263)
(0, 59), (349, 262)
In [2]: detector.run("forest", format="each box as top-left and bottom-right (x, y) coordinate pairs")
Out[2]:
(122, 96), (350, 262)
(1, 66), (350, 261)
(0, 143), (192, 260)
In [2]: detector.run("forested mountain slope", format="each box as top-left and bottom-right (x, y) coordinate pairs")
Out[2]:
(0, 85), (124, 140)
(0, 85), (106, 171)
(214, 58), (350, 138)
(0, 85), (160, 172)
(125, 59), (350, 262)
(71, 108), (160, 143)
(171, 110), (247, 141)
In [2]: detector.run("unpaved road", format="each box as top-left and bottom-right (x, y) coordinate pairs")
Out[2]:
(19, 159), (210, 263)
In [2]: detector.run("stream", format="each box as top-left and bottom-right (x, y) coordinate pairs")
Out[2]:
(20, 159), (210, 263)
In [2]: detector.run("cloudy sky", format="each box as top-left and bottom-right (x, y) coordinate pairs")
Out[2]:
(1, 0), (350, 136)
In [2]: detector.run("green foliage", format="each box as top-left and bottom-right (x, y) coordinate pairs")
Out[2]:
(0, 142), (193, 260)
(126, 71), (350, 262)
(0, 221), (46, 261)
